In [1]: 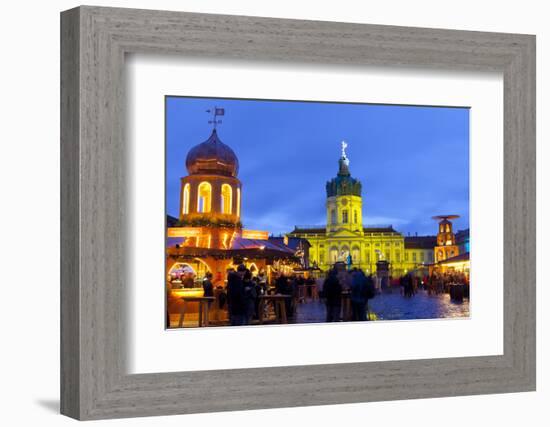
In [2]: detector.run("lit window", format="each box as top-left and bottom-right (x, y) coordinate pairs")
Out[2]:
(182, 183), (190, 215)
(221, 184), (232, 214)
(197, 182), (212, 213)
(236, 188), (241, 217)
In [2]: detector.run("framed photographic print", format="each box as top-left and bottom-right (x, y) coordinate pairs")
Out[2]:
(61, 6), (536, 420)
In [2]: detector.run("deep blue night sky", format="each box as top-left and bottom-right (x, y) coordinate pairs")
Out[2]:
(166, 96), (469, 236)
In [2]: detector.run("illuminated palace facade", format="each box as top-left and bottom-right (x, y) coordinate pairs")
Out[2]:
(288, 143), (446, 276)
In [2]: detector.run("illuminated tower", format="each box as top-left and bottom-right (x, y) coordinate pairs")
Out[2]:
(432, 215), (460, 262)
(179, 108), (242, 249)
(325, 141), (364, 235)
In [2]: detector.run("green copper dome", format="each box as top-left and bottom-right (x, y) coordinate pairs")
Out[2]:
(326, 156), (362, 197)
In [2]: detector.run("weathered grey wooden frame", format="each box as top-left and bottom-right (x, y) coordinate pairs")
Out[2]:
(60, 5), (536, 421)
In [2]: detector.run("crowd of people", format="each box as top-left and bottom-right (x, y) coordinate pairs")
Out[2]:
(391, 271), (469, 297)
(322, 267), (376, 322)
(222, 266), (321, 326)
(220, 265), (379, 325)
(426, 271), (469, 295)
(224, 265), (267, 326)
(194, 265), (469, 326)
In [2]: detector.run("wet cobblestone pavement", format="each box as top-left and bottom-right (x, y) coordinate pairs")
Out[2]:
(295, 289), (469, 323)
(368, 290), (469, 320)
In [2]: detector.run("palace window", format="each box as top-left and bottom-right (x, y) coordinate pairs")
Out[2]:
(197, 182), (212, 213)
(420, 252), (425, 261)
(342, 209), (349, 223)
(330, 209), (336, 224)
(236, 188), (241, 217)
(412, 252), (417, 262)
(330, 247), (338, 263)
(352, 247), (360, 263)
(353, 210), (358, 224)
(182, 183), (190, 215)
(221, 184), (232, 214)
(405, 252), (409, 261)
(395, 250), (401, 262)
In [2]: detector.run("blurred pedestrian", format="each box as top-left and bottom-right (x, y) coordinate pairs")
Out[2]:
(350, 269), (368, 321)
(242, 269), (257, 325)
(227, 264), (247, 326)
(324, 269), (342, 322)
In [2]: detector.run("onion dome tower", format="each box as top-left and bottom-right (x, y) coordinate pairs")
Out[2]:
(325, 141), (364, 234)
(179, 109), (242, 249)
(185, 129), (239, 178)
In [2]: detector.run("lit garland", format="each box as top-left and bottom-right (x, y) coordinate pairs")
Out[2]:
(176, 218), (243, 229)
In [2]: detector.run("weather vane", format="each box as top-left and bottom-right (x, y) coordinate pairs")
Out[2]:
(206, 107), (225, 129)
(341, 140), (348, 159)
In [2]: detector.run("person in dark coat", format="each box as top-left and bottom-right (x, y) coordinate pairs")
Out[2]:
(275, 274), (288, 295)
(202, 272), (214, 297)
(323, 269), (342, 322)
(242, 269), (257, 325)
(350, 269), (368, 321)
(202, 271), (214, 311)
(226, 264), (247, 326)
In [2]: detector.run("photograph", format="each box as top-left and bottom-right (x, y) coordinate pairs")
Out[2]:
(165, 96), (471, 328)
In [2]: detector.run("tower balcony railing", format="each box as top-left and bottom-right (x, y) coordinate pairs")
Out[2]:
(363, 224), (393, 229)
(293, 225), (326, 230)
(294, 223), (393, 230)
(292, 224), (394, 230)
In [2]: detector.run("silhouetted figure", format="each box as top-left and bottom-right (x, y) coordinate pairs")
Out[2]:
(227, 264), (247, 326)
(350, 269), (368, 321)
(324, 269), (342, 322)
(202, 272), (214, 297)
(401, 274), (414, 298)
(242, 269), (257, 325)
(202, 271), (214, 311)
